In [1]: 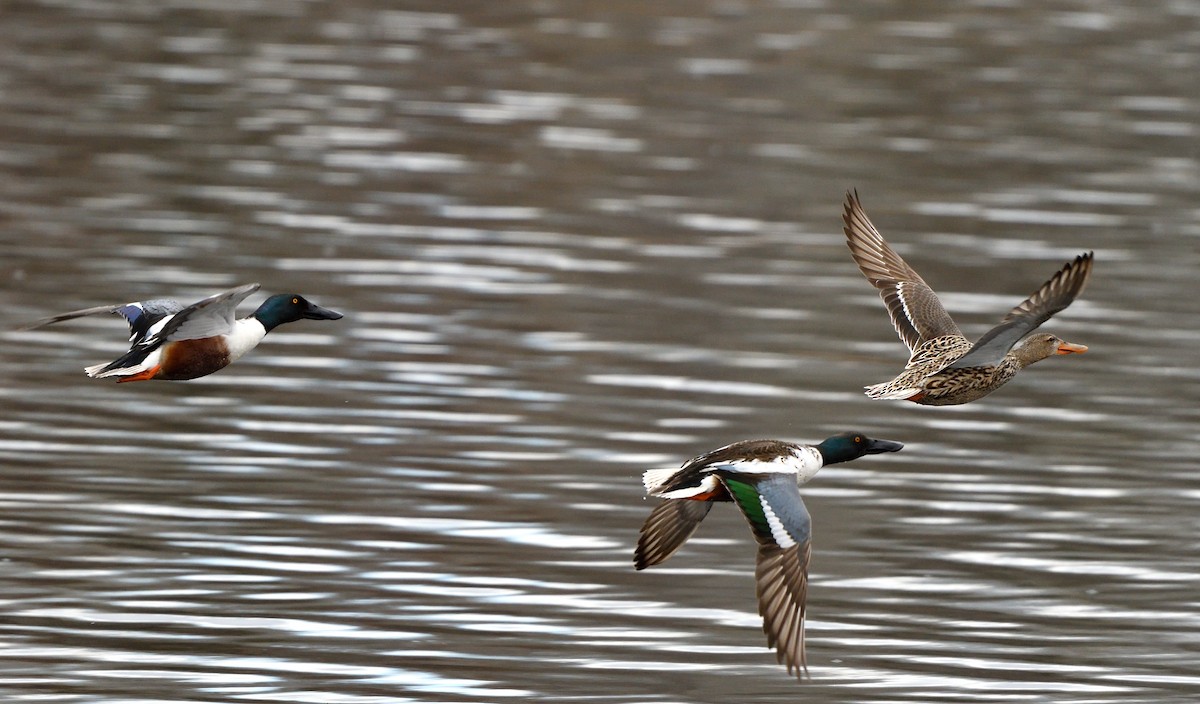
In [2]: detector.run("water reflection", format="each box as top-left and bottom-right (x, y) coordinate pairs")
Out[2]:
(2, 0), (1199, 702)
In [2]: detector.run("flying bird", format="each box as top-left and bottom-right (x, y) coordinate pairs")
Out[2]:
(635, 432), (904, 677)
(20, 283), (342, 382)
(843, 191), (1092, 405)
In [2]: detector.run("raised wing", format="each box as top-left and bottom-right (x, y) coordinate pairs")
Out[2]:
(843, 191), (963, 353)
(634, 499), (714, 570)
(719, 472), (813, 677)
(155, 283), (261, 343)
(949, 252), (1093, 369)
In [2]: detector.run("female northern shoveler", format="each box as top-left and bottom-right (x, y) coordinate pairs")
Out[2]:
(635, 432), (904, 678)
(843, 191), (1093, 406)
(20, 283), (342, 382)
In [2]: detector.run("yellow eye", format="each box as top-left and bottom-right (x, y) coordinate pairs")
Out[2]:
(854, 436), (862, 443)
(292, 297), (299, 304)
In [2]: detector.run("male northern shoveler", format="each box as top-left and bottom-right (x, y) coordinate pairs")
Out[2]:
(843, 191), (1093, 406)
(635, 432), (904, 678)
(20, 283), (342, 382)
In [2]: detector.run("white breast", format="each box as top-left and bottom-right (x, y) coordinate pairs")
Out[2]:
(224, 318), (268, 362)
(791, 446), (825, 484)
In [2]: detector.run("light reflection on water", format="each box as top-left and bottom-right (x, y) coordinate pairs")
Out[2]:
(1, 0), (1199, 702)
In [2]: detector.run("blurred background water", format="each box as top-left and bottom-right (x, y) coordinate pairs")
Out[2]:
(0, 1), (1198, 702)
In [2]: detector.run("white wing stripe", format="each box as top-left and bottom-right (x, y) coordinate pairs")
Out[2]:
(760, 495), (796, 549)
(146, 315), (173, 341)
(897, 282), (915, 330)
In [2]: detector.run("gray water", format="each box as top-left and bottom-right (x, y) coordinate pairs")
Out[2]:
(1, 1), (1198, 702)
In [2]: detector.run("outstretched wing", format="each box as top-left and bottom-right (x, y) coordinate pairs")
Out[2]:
(18, 299), (183, 342)
(634, 499), (714, 570)
(843, 190), (963, 353)
(756, 537), (812, 679)
(719, 473), (813, 678)
(949, 252), (1093, 369)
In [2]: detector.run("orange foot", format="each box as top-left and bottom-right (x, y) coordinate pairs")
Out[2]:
(116, 366), (162, 383)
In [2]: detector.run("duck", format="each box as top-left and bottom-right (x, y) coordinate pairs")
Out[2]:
(635, 432), (904, 678)
(19, 283), (342, 382)
(842, 191), (1093, 406)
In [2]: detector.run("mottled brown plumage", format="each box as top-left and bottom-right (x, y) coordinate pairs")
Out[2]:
(843, 191), (1093, 405)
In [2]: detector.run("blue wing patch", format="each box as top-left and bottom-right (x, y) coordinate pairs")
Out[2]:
(113, 300), (183, 342)
(720, 474), (811, 549)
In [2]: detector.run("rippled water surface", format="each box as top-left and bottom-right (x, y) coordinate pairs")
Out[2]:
(1, 1), (1199, 702)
